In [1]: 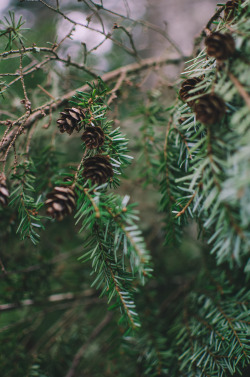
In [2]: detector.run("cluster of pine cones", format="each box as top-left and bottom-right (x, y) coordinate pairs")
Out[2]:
(179, 22), (237, 126)
(57, 107), (105, 149)
(46, 104), (113, 221)
(178, 1), (245, 125)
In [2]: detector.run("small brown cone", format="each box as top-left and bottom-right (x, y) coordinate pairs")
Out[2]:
(83, 155), (114, 185)
(194, 94), (226, 126)
(81, 126), (105, 149)
(205, 32), (235, 61)
(57, 107), (86, 135)
(224, 1), (244, 22)
(179, 77), (204, 107)
(45, 186), (76, 221)
(224, 1), (237, 21)
(0, 173), (9, 207)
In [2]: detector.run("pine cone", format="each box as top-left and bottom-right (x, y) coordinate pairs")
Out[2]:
(224, 1), (237, 21)
(81, 126), (105, 149)
(205, 32), (235, 61)
(224, 1), (242, 22)
(194, 94), (226, 126)
(45, 186), (76, 221)
(0, 173), (9, 207)
(179, 77), (204, 107)
(83, 155), (114, 185)
(57, 107), (86, 135)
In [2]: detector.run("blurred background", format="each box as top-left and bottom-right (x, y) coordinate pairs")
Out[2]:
(1, 0), (218, 67)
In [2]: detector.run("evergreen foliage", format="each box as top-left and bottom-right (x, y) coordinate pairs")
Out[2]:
(0, 1), (249, 377)
(159, 1), (250, 271)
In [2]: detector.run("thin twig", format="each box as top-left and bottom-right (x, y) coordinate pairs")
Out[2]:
(0, 46), (54, 58)
(74, 149), (88, 182)
(84, 188), (101, 218)
(38, 0), (135, 57)
(0, 122), (13, 150)
(2, 120), (27, 170)
(107, 70), (126, 106)
(175, 191), (197, 218)
(37, 84), (56, 100)
(88, 0), (184, 56)
(228, 71), (250, 109)
(113, 24), (140, 60)
(19, 53), (31, 111)
(82, 0), (105, 34)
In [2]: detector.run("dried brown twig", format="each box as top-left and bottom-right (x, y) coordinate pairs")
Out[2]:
(38, 0), (136, 57)
(87, 0), (184, 56)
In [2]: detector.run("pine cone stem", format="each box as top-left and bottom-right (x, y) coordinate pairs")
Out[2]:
(74, 150), (88, 182)
(84, 188), (101, 218)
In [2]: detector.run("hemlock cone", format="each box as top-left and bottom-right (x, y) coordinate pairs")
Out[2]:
(46, 186), (76, 221)
(81, 126), (105, 149)
(194, 93), (226, 125)
(83, 155), (114, 185)
(179, 77), (204, 107)
(57, 107), (86, 134)
(224, 1), (245, 22)
(205, 32), (235, 60)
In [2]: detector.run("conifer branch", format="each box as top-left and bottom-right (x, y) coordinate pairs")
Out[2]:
(175, 191), (197, 218)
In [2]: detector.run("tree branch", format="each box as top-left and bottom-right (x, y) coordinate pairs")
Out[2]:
(0, 54), (187, 152)
(0, 290), (97, 312)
